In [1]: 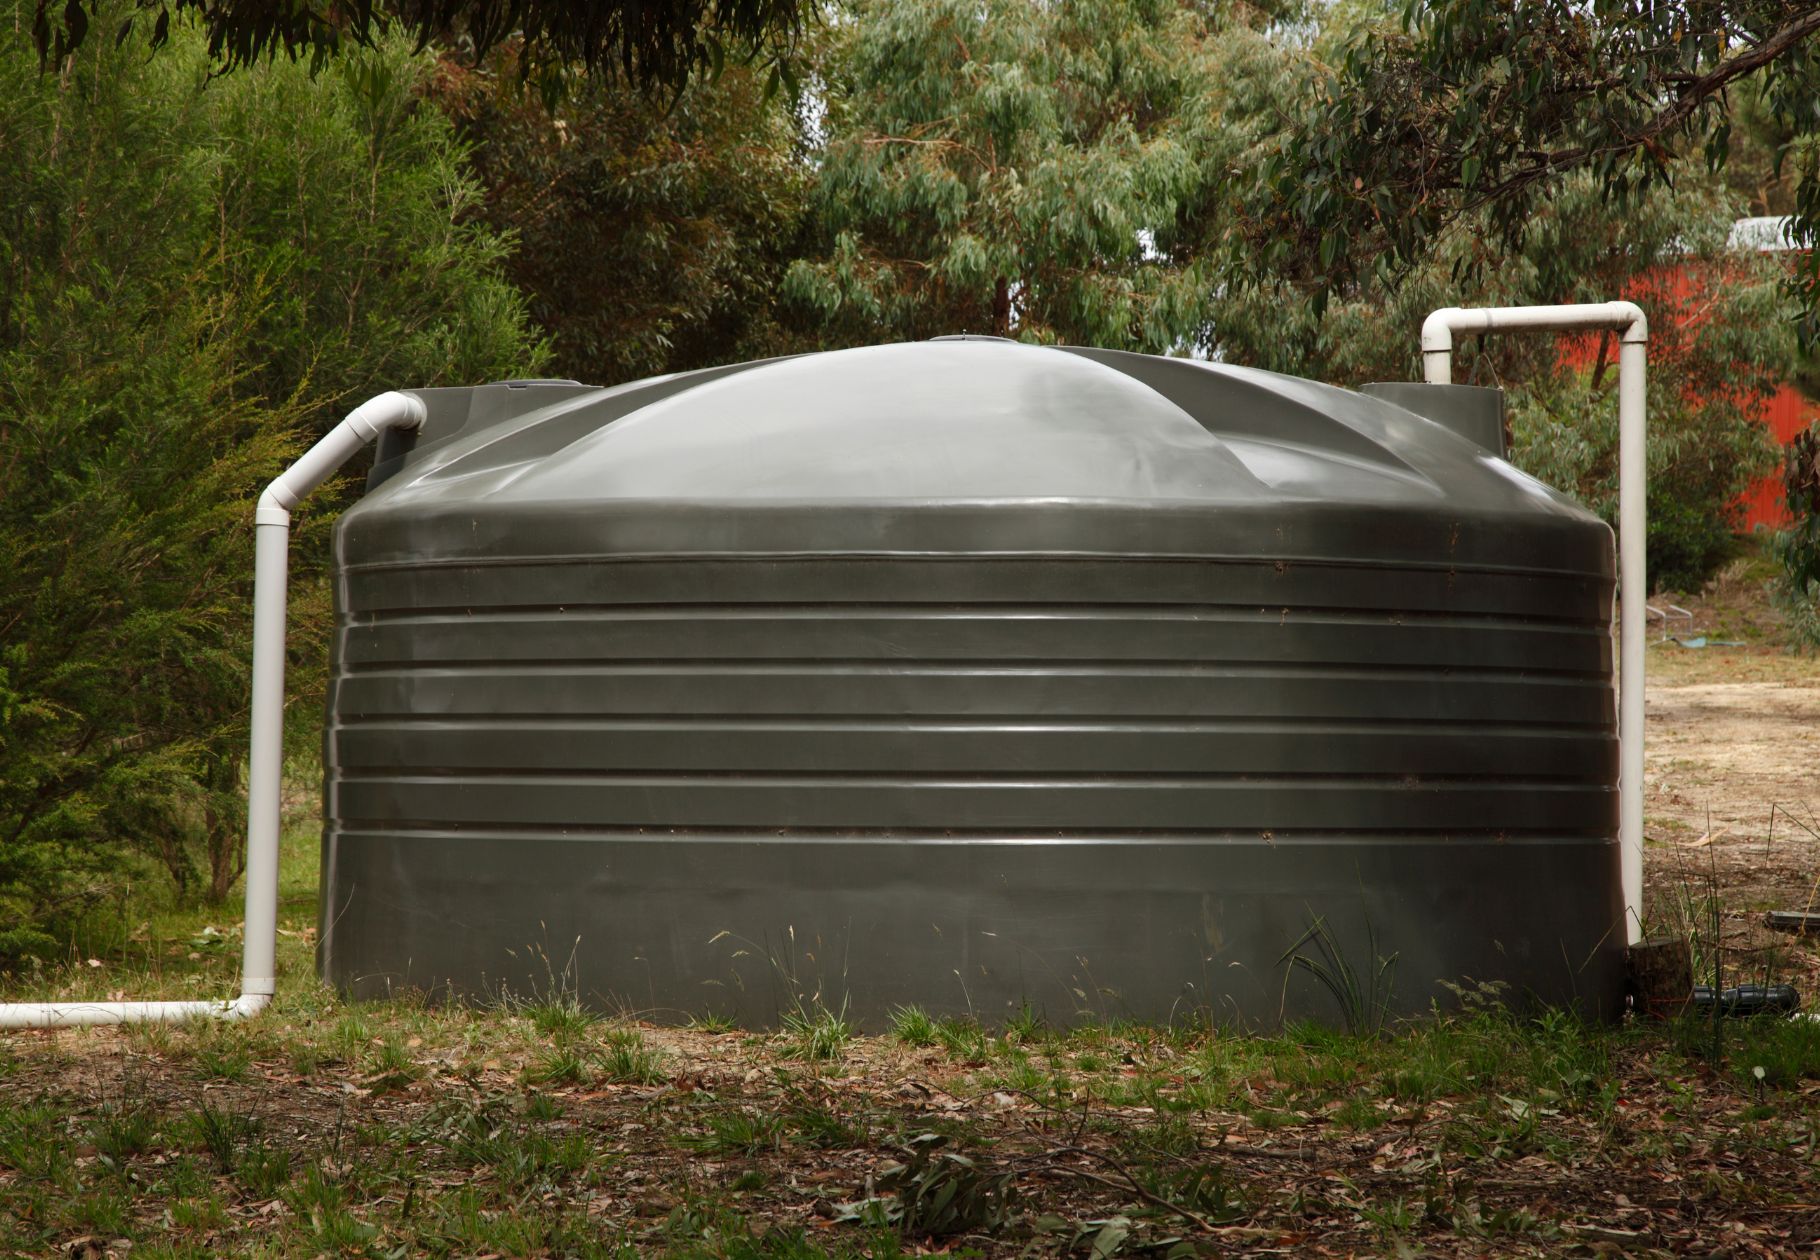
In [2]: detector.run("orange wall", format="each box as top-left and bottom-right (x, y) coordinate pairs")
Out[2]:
(1740, 385), (1820, 530)
(1555, 259), (1816, 533)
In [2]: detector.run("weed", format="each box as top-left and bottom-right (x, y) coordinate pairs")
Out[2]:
(367, 1035), (425, 1092)
(526, 1044), (590, 1086)
(168, 1193), (227, 1231)
(1003, 1001), (1045, 1044)
(1332, 1095), (1380, 1131)
(65, 1187), (131, 1234)
(1142, 1163), (1251, 1225)
(781, 1001), (854, 1063)
(788, 1102), (867, 1150)
(1731, 1015), (1820, 1089)
(191, 1029), (253, 1082)
(889, 1004), (938, 1047)
(326, 1013), (372, 1065)
(1279, 913), (1398, 1037)
(237, 1143), (294, 1197)
(686, 1108), (785, 1156)
(520, 992), (595, 1041)
(1361, 1194), (1418, 1238)
(689, 1010), (740, 1034)
(90, 1102), (159, 1164)
(184, 1101), (262, 1172)
(934, 1017), (991, 1062)
(599, 1027), (667, 1084)
(842, 1132), (1016, 1238)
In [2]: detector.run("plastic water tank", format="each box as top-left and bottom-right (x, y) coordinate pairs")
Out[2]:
(319, 340), (1623, 1026)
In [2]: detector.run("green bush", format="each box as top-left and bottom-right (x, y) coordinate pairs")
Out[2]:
(1507, 364), (1776, 593)
(0, 21), (542, 954)
(1769, 423), (1820, 650)
(435, 44), (809, 384)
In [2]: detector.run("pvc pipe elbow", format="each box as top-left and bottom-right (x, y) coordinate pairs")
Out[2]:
(345, 390), (428, 442)
(1420, 308), (1463, 357)
(0, 387), (424, 1032)
(1610, 300), (1648, 343)
(259, 391), (427, 517)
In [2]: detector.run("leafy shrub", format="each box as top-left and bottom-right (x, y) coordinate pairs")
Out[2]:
(433, 42), (808, 384)
(1769, 423), (1820, 650)
(0, 22), (541, 953)
(1508, 366), (1776, 592)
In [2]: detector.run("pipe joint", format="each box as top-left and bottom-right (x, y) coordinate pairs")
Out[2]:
(1420, 308), (1463, 360)
(345, 390), (428, 443)
(1418, 302), (1649, 947)
(1612, 300), (1649, 343)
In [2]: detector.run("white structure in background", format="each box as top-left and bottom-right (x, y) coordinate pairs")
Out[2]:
(1728, 215), (1801, 253)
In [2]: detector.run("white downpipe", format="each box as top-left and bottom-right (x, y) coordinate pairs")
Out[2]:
(1420, 303), (1648, 946)
(0, 391), (425, 1030)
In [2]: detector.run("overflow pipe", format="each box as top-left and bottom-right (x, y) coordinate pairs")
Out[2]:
(0, 391), (425, 1029)
(1420, 303), (1647, 945)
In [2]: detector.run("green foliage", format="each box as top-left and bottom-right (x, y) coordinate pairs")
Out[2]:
(792, 2), (1785, 591)
(1277, 914), (1398, 1038)
(34, 0), (814, 99)
(887, 1005), (937, 1047)
(437, 46), (810, 384)
(780, 1000), (854, 1062)
(0, 21), (541, 952)
(198, 42), (547, 438)
(843, 1132), (1016, 1239)
(599, 1027), (668, 1084)
(1225, 169), (1789, 590)
(1770, 423), (1820, 649)
(1257, 0), (1820, 341)
(685, 1108), (786, 1156)
(786, 0), (1260, 349)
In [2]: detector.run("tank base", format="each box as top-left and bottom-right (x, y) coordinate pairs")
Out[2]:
(319, 830), (1626, 1030)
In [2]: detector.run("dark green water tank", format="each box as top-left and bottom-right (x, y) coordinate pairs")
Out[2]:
(319, 340), (1623, 1027)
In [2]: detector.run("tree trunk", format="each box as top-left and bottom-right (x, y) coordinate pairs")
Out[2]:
(204, 752), (248, 904)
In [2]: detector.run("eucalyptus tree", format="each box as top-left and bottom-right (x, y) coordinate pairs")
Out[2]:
(784, 0), (1295, 351)
(1255, 0), (1820, 338)
(439, 47), (812, 384)
(33, 0), (816, 96)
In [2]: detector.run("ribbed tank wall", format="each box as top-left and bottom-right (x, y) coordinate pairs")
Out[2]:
(320, 552), (1622, 1025)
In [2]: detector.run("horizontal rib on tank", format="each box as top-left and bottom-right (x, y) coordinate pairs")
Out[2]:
(326, 554), (1615, 841)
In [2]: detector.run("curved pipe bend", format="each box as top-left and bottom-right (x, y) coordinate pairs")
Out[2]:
(0, 392), (423, 1031)
(1421, 302), (1647, 384)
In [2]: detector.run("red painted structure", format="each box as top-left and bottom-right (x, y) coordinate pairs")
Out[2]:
(1741, 385), (1819, 529)
(1557, 217), (1815, 532)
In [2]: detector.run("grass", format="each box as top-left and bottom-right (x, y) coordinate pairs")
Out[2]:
(779, 1001), (855, 1063)
(2, 812), (1819, 1256)
(3, 979), (1818, 1255)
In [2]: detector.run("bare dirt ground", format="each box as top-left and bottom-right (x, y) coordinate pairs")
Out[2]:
(1642, 558), (1820, 996)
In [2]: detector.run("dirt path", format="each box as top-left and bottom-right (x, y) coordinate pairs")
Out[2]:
(1644, 654), (1820, 992)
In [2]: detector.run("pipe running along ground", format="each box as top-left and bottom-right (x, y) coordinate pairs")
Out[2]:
(0, 391), (426, 1029)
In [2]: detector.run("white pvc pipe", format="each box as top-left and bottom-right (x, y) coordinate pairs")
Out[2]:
(0, 391), (425, 1030)
(1421, 304), (1648, 945)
